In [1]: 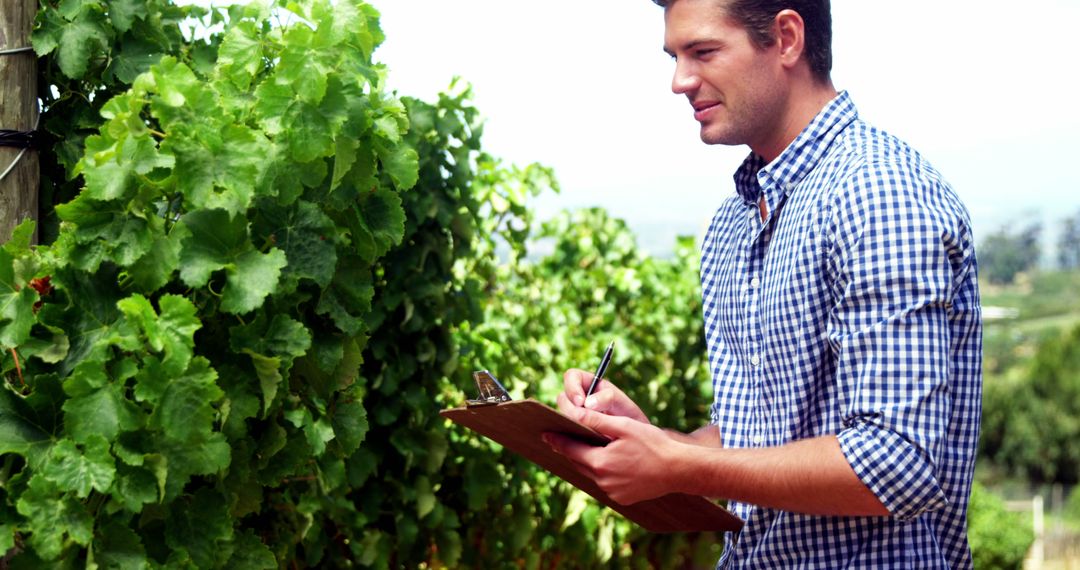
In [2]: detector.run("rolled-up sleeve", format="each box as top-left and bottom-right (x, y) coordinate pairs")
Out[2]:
(837, 421), (947, 520)
(826, 162), (973, 520)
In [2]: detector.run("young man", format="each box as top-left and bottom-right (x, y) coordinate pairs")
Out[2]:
(544, 0), (982, 567)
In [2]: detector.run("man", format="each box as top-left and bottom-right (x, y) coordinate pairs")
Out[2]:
(544, 0), (982, 567)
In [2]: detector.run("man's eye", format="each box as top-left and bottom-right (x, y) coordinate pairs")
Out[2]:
(696, 48), (716, 58)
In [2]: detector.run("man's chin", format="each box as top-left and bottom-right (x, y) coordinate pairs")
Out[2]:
(699, 129), (735, 146)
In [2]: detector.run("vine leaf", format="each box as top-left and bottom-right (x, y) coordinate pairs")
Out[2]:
(316, 254), (374, 336)
(82, 134), (174, 202)
(62, 382), (137, 445)
(15, 476), (93, 560)
(147, 356), (222, 443)
(166, 123), (271, 216)
(117, 294), (201, 375)
(178, 209), (286, 315)
(217, 21), (263, 89)
(107, 0), (148, 33)
(229, 309), (313, 415)
(0, 248), (38, 348)
(91, 519), (150, 568)
(0, 386), (55, 466)
(42, 436), (116, 499)
(253, 200), (338, 292)
(32, 3), (110, 80)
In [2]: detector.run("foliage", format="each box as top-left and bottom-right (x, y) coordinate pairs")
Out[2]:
(1066, 485), (1080, 527)
(2, 0), (429, 565)
(32, 0), (211, 245)
(980, 269), (1080, 379)
(980, 322), (1080, 485)
(968, 482), (1034, 570)
(1057, 210), (1080, 270)
(460, 208), (722, 567)
(329, 87), (561, 568)
(978, 223), (1042, 285)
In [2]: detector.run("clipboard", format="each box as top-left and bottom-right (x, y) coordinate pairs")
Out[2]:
(439, 371), (744, 534)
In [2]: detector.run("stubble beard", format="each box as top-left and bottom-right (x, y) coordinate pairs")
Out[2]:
(698, 85), (783, 151)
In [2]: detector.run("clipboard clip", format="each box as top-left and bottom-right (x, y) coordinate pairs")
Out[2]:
(467, 370), (512, 407)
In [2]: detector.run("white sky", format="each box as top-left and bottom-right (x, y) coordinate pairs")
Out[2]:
(373, 0), (1080, 255)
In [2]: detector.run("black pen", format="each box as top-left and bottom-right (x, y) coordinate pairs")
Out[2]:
(585, 341), (614, 399)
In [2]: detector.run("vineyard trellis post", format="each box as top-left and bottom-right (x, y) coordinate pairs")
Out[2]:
(0, 0), (39, 244)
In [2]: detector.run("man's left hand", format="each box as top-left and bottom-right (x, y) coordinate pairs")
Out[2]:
(543, 409), (682, 505)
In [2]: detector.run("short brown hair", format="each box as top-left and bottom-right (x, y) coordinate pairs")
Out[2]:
(652, 0), (832, 83)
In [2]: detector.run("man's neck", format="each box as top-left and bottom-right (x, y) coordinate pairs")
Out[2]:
(752, 80), (838, 164)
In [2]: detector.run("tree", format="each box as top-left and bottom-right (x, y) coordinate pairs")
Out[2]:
(980, 323), (1080, 484)
(967, 482), (1034, 570)
(1057, 210), (1080, 270)
(979, 223), (1042, 285)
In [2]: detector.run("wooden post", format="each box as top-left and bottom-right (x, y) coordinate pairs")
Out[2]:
(0, 0), (39, 244)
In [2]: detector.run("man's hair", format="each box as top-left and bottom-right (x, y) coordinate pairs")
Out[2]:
(653, 0), (832, 83)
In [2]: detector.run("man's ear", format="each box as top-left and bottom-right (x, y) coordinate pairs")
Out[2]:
(774, 9), (806, 70)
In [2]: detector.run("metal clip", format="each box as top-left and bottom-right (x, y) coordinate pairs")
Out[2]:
(466, 370), (512, 407)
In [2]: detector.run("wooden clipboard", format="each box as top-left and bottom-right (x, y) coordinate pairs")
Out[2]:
(439, 371), (743, 534)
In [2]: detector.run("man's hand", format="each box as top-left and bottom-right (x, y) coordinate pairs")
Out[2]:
(557, 368), (650, 424)
(544, 408), (682, 505)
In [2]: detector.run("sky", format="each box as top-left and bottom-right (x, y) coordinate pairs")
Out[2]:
(371, 0), (1080, 256)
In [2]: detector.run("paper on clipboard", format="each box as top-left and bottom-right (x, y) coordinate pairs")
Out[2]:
(439, 371), (743, 534)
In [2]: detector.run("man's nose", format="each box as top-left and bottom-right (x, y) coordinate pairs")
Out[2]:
(671, 61), (699, 95)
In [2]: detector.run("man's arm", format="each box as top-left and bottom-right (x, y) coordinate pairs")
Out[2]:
(545, 409), (888, 516)
(665, 424), (722, 447)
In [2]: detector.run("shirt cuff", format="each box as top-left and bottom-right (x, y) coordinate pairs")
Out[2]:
(836, 422), (948, 521)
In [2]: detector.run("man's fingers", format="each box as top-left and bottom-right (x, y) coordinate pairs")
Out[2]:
(563, 368), (594, 406)
(576, 407), (632, 438)
(543, 433), (599, 477)
(583, 388), (617, 414)
(580, 385), (651, 424)
(556, 392), (585, 421)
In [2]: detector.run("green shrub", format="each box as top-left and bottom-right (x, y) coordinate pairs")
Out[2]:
(968, 482), (1034, 569)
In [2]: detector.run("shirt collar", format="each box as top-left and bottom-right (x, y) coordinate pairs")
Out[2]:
(733, 90), (858, 205)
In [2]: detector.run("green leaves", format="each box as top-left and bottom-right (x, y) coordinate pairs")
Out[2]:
(117, 294), (200, 374)
(108, 0), (149, 33)
(149, 362), (223, 442)
(15, 476), (93, 560)
(62, 381), (137, 445)
(32, 1), (111, 79)
(179, 209), (287, 314)
(0, 248), (38, 348)
(252, 200), (338, 292)
(42, 437), (116, 499)
(0, 385), (55, 464)
(20, 0), (431, 567)
(81, 133), (174, 202)
(230, 313), (312, 414)
(167, 123), (272, 216)
(216, 21), (264, 90)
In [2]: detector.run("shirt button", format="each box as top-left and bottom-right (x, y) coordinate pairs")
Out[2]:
(753, 435), (764, 445)
(750, 355), (761, 367)
(749, 277), (760, 289)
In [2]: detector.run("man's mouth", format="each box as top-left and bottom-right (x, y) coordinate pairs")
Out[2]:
(693, 100), (721, 121)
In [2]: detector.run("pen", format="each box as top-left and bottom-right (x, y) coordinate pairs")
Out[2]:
(585, 341), (614, 399)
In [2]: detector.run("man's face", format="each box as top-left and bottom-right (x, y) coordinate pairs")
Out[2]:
(663, 0), (786, 149)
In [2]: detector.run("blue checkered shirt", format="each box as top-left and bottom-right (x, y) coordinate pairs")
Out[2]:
(699, 91), (982, 568)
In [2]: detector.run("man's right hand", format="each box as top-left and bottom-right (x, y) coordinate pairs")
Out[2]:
(557, 368), (651, 425)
